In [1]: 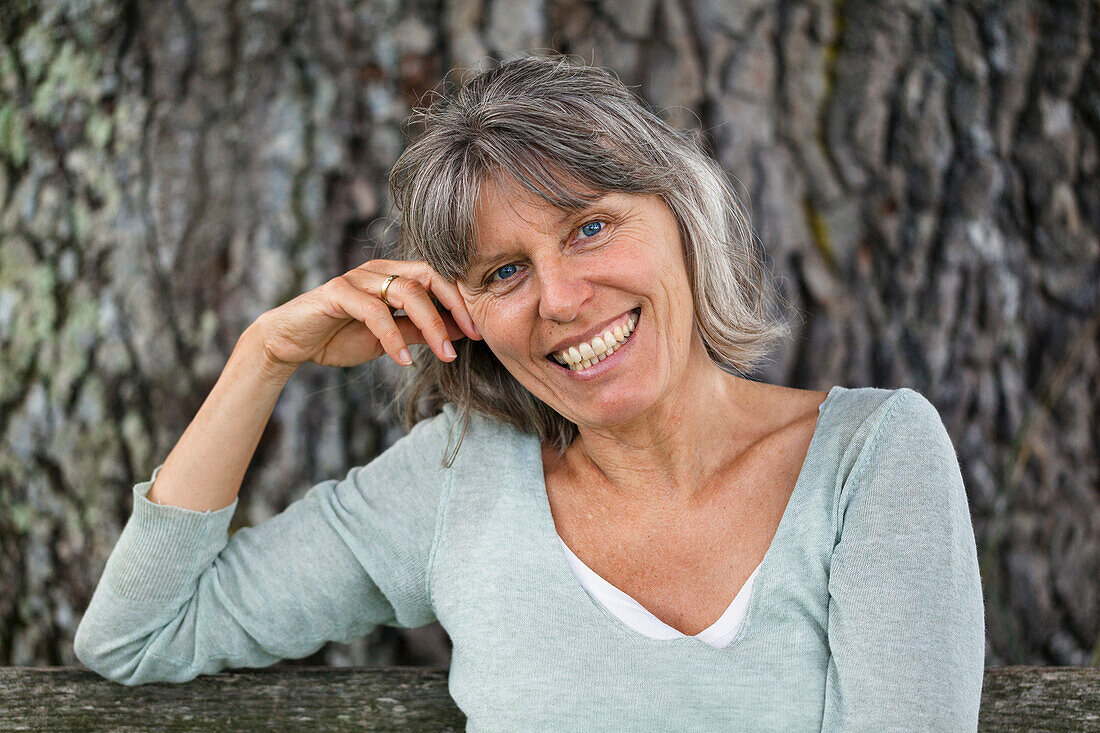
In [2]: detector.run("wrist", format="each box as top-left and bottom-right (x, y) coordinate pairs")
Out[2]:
(236, 319), (299, 387)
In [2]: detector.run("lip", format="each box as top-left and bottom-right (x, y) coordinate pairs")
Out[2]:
(547, 307), (640, 379)
(544, 307), (641, 358)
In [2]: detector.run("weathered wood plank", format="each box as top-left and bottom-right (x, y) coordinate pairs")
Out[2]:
(0, 665), (1097, 731)
(977, 666), (1100, 732)
(0, 666), (464, 732)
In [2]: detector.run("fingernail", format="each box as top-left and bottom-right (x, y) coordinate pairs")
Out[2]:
(443, 340), (457, 359)
(471, 322), (481, 338)
(398, 347), (412, 365)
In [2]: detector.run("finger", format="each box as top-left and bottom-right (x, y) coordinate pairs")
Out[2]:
(356, 260), (481, 341)
(329, 278), (412, 365)
(415, 267), (481, 341)
(438, 309), (468, 342)
(391, 312), (466, 347)
(381, 274), (457, 361)
(340, 266), (462, 362)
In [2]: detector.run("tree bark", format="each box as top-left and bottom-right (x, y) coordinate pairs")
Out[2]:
(0, 0), (1096, 669)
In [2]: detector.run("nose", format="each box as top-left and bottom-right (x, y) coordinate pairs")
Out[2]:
(536, 256), (592, 324)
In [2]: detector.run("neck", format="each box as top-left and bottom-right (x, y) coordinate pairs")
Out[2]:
(561, 342), (766, 512)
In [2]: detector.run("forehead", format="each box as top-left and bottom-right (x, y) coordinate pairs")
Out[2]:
(471, 174), (619, 250)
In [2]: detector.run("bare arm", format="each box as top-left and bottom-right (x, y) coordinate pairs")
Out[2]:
(145, 321), (297, 512)
(141, 259), (480, 513)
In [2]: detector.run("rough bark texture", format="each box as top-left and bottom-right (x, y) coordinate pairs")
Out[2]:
(0, 0), (1096, 671)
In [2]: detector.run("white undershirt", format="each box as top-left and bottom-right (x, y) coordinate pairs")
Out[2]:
(558, 537), (761, 648)
(557, 399), (825, 649)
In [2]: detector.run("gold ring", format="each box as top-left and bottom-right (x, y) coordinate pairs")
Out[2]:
(379, 274), (399, 308)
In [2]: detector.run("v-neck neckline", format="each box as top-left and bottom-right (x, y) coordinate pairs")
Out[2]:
(556, 532), (764, 642)
(528, 385), (843, 649)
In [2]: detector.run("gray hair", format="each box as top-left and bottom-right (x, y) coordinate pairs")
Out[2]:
(387, 53), (793, 463)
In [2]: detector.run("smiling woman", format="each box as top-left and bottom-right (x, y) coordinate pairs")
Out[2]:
(388, 56), (793, 457)
(74, 53), (986, 732)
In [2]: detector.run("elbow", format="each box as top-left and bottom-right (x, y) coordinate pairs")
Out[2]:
(73, 619), (141, 686)
(73, 619), (129, 685)
(73, 615), (192, 687)
(73, 620), (96, 673)
(73, 615), (108, 677)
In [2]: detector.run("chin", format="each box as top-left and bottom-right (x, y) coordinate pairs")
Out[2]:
(570, 392), (655, 429)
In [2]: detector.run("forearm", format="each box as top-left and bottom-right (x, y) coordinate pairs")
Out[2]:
(146, 320), (296, 512)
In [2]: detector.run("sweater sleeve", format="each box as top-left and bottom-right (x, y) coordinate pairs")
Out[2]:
(821, 389), (986, 732)
(74, 407), (456, 686)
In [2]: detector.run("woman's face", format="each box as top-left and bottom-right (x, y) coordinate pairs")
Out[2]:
(457, 175), (699, 431)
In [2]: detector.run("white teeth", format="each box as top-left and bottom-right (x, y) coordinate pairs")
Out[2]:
(555, 310), (639, 371)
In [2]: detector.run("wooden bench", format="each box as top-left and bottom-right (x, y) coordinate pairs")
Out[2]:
(1, 665), (1097, 730)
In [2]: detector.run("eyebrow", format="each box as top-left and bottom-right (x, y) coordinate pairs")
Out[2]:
(466, 196), (611, 274)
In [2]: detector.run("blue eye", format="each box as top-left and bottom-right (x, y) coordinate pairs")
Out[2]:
(489, 263), (519, 283)
(579, 221), (604, 238)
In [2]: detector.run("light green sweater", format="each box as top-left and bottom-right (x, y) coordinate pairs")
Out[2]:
(74, 385), (986, 731)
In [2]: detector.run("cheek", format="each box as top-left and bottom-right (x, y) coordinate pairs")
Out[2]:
(464, 298), (528, 357)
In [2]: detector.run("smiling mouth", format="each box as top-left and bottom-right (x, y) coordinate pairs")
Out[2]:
(546, 307), (640, 371)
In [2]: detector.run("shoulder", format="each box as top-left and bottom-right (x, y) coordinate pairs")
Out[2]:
(827, 389), (979, 610)
(399, 403), (534, 469)
(827, 385), (913, 426)
(824, 386), (950, 455)
(851, 387), (955, 468)
(832, 387), (966, 524)
(826, 385), (961, 490)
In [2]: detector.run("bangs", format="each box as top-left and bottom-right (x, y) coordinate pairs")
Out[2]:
(394, 105), (670, 282)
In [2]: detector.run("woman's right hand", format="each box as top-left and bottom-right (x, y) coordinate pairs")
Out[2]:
(251, 259), (482, 378)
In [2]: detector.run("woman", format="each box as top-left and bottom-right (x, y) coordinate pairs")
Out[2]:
(75, 55), (985, 730)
